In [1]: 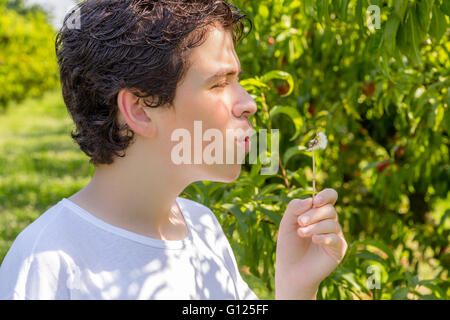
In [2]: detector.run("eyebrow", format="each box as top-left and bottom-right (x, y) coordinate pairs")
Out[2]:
(205, 67), (243, 84)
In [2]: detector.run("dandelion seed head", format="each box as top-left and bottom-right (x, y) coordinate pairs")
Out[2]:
(307, 132), (327, 151)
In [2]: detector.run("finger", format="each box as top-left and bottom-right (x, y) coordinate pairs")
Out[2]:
(312, 233), (348, 264)
(313, 188), (338, 208)
(297, 204), (337, 227)
(282, 197), (313, 226)
(311, 233), (340, 246)
(297, 219), (341, 237)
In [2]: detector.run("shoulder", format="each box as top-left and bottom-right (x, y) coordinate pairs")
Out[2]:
(177, 197), (259, 300)
(177, 196), (221, 227)
(0, 200), (74, 299)
(6, 200), (71, 254)
(177, 196), (229, 245)
(177, 196), (232, 258)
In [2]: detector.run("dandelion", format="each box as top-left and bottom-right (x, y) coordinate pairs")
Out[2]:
(306, 132), (327, 202)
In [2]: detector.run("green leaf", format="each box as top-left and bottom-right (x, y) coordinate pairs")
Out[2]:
(383, 13), (401, 53)
(283, 144), (307, 165)
(268, 105), (303, 141)
(396, 18), (408, 51)
(260, 70), (294, 97)
(339, 0), (350, 21)
(362, 161), (380, 173)
(338, 270), (362, 292)
(416, 0), (434, 33)
(392, 287), (409, 300)
(354, 250), (389, 266)
(257, 183), (286, 197)
(395, 7), (423, 67)
(221, 203), (248, 233)
(256, 204), (282, 225)
(405, 271), (419, 288)
(430, 5), (448, 41)
(287, 188), (311, 199)
(441, 1), (450, 16)
(317, 0), (331, 25)
(240, 78), (270, 91)
(350, 239), (396, 265)
(355, 0), (364, 29)
(394, 0), (408, 20)
(407, 7), (423, 67)
(438, 209), (450, 229)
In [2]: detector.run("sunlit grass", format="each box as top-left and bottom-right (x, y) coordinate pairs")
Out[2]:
(0, 89), (93, 264)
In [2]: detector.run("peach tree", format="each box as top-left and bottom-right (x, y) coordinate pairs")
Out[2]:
(183, 0), (449, 299)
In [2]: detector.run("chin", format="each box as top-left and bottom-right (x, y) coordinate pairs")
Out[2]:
(203, 163), (242, 183)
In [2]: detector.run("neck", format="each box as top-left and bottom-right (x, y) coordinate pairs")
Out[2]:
(70, 145), (192, 240)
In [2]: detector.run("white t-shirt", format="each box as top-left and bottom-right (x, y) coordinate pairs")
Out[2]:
(0, 197), (259, 300)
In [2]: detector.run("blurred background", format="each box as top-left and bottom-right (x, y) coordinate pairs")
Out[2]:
(0, 0), (448, 299)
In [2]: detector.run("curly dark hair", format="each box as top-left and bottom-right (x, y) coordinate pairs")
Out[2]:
(55, 0), (252, 165)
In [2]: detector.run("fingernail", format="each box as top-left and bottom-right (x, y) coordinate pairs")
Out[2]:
(300, 215), (310, 226)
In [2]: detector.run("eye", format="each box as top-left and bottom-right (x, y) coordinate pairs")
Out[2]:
(212, 81), (229, 89)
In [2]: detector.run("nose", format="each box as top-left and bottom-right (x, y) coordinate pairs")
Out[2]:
(232, 87), (258, 120)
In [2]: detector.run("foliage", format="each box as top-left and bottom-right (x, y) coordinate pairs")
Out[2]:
(182, 0), (450, 299)
(0, 1), (59, 109)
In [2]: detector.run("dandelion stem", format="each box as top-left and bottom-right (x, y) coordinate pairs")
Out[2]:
(312, 150), (316, 202)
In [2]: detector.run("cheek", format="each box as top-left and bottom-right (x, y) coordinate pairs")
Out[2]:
(173, 89), (233, 146)
(208, 99), (230, 131)
(185, 91), (231, 130)
(194, 96), (233, 158)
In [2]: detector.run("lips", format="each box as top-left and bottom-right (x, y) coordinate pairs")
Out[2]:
(239, 135), (250, 143)
(238, 125), (254, 143)
(238, 130), (252, 153)
(243, 136), (251, 153)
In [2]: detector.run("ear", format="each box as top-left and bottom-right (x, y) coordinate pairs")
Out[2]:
(117, 89), (156, 138)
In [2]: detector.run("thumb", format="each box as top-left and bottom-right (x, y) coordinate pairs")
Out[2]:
(281, 197), (313, 227)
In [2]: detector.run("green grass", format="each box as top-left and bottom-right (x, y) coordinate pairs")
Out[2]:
(0, 90), (273, 298)
(0, 89), (94, 264)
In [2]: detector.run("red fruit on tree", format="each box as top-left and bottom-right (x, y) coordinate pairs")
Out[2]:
(377, 159), (391, 172)
(363, 82), (375, 97)
(277, 82), (290, 95)
(307, 103), (316, 115)
(395, 146), (405, 159)
(268, 37), (275, 45)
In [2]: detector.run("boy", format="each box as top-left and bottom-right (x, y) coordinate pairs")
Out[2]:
(0, 0), (347, 299)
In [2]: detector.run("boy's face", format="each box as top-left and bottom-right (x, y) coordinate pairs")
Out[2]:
(154, 23), (258, 183)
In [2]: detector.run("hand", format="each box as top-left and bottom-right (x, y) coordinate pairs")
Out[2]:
(275, 188), (348, 299)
